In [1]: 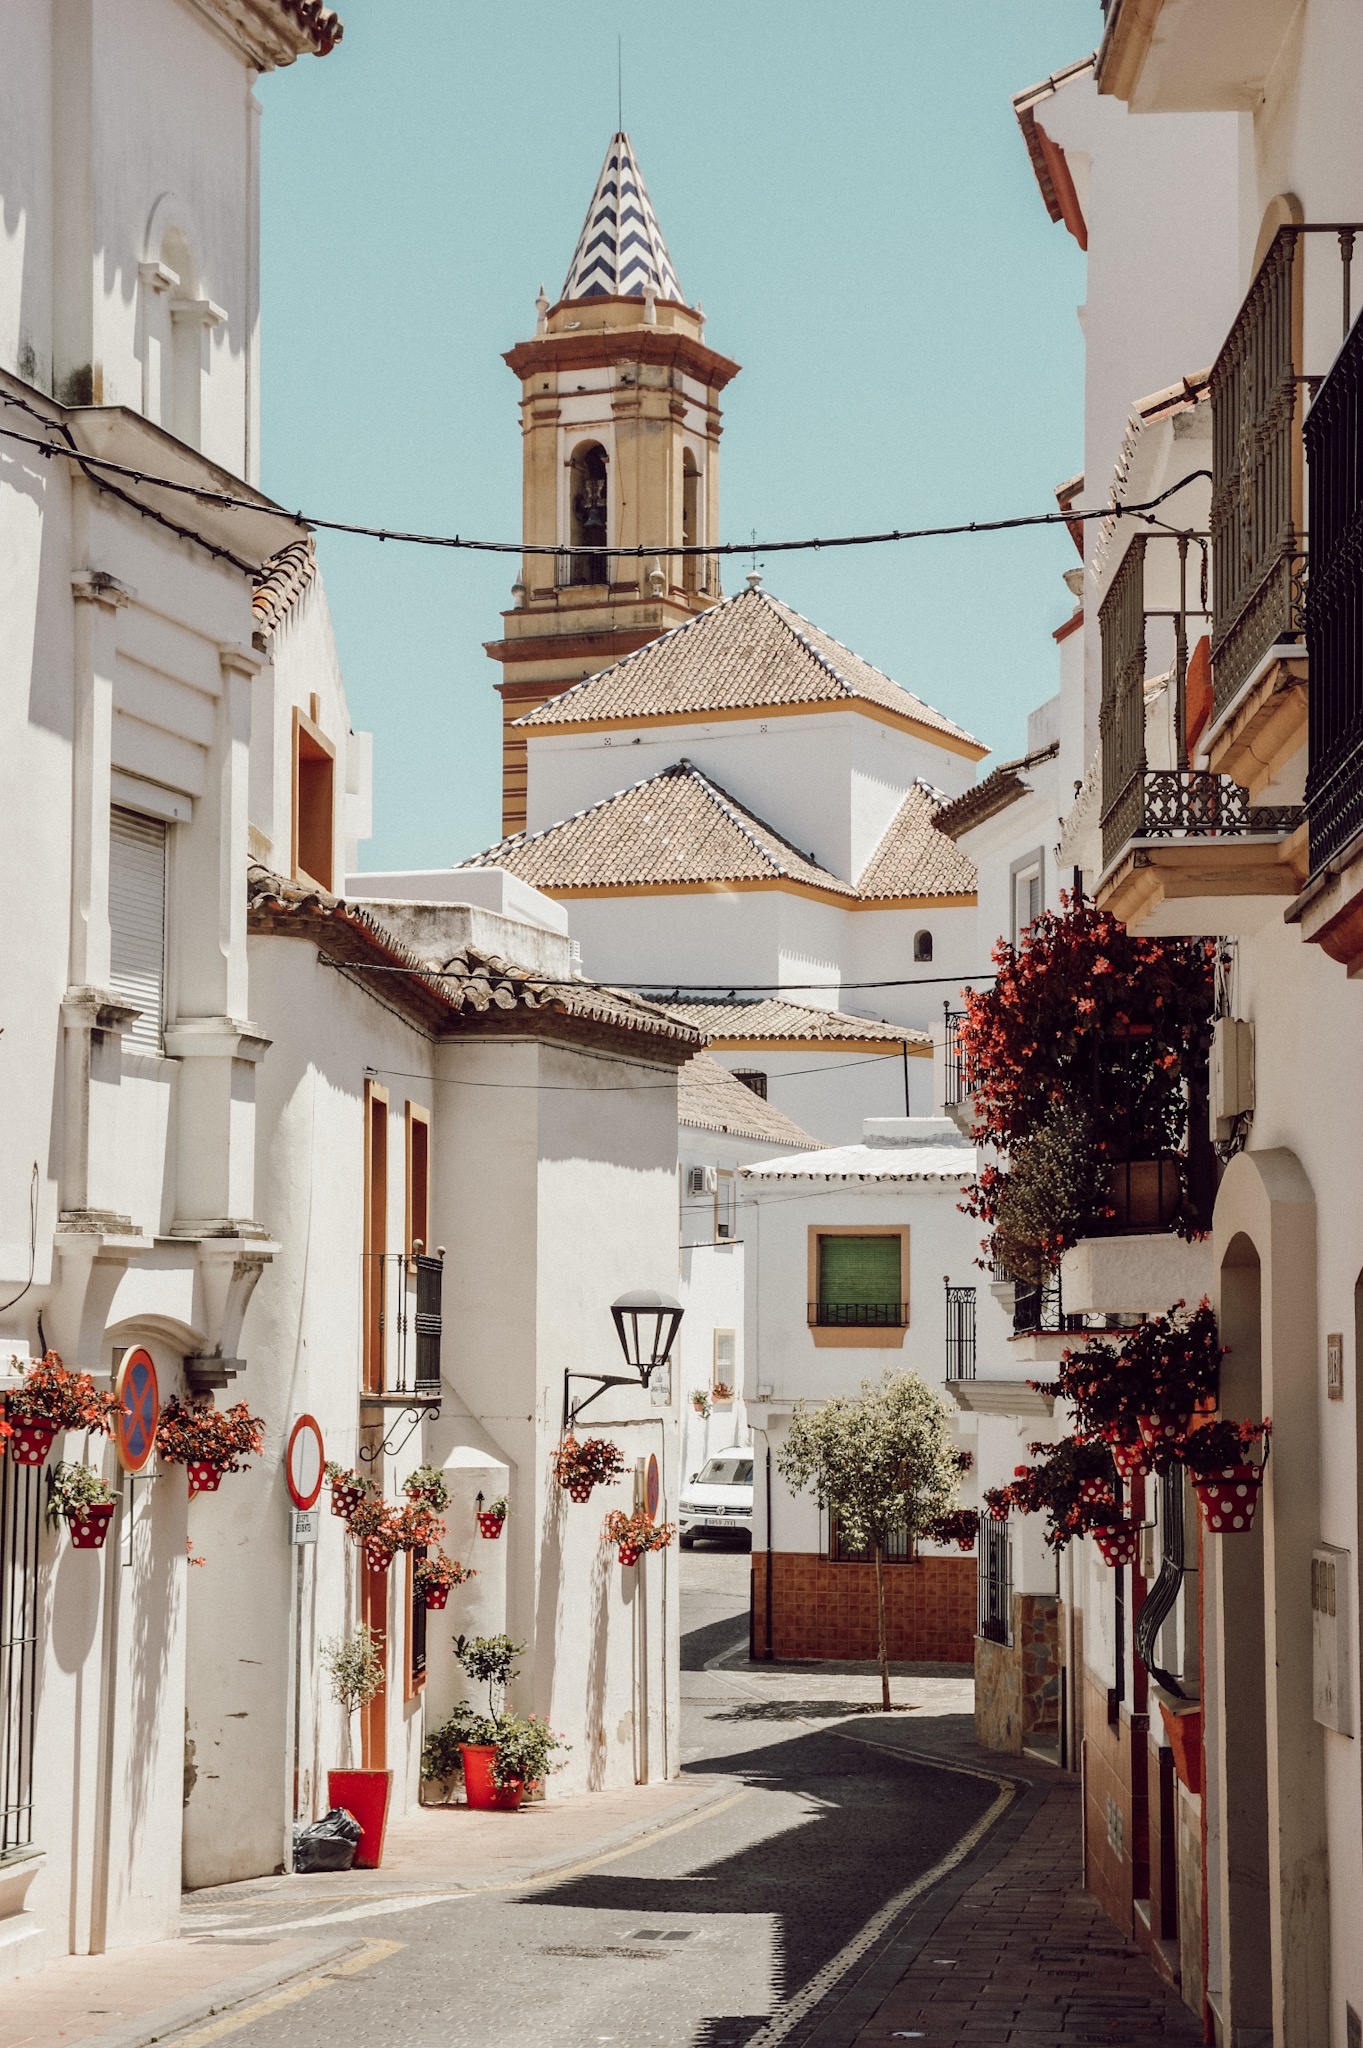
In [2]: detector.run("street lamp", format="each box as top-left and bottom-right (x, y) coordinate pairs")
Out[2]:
(610, 1290), (684, 1385)
(562, 1291), (685, 1431)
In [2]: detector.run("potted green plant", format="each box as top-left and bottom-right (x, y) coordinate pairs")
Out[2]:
(156, 1398), (265, 1497)
(403, 1465), (450, 1511)
(447, 1636), (569, 1810)
(325, 1461), (376, 1520)
(477, 1495), (509, 1540)
(1177, 1418), (1270, 1532)
(550, 1435), (627, 1504)
(47, 1462), (118, 1549)
(690, 1389), (711, 1420)
(420, 1701), (485, 1802)
(6, 1352), (116, 1466)
(321, 1624), (390, 1866)
(601, 1507), (676, 1567)
(413, 1551), (474, 1610)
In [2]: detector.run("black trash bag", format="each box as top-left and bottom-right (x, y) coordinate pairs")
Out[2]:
(292, 1806), (362, 1873)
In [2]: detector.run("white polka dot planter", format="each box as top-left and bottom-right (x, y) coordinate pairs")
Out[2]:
(67, 1503), (115, 1551)
(1192, 1466), (1262, 1533)
(1108, 1439), (1150, 1482)
(1137, 1413), (1191, 1453)
(1092, 1519), (1141, 1568)
(8, 1420), (56, 1467)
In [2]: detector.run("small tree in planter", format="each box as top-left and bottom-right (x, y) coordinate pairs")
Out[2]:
(477, 1495), (509, 1540)
(448, 1636), (569, 1807)
(1176, 1419), (1271, 1532)
(320, 1624), (390, 1867)
(413, 1552), (475, 1610)
(551, 1435), (627, 1503)
(601, 1508), (677, 1567)
(403, 1465), (450, 1511)
(778, 1369), (962, 1711)
(46, 1463), (119, 1549)
(157, 1398), (265, 1496)
(325, 1462), (376, 1520)
(6, 1352), (116, 1465)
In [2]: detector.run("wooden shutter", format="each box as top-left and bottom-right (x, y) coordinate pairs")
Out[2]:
(109, 808), (166, 1052)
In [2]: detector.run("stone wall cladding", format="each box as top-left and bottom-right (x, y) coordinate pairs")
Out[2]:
(750, 1550), (975, 1663)
(974, 1592), (1061, 1752)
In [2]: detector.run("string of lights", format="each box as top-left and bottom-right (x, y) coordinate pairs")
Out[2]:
(0, 403), (1209, 562)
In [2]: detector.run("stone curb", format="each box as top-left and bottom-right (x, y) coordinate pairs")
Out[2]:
(52, 1936), (365, 2048)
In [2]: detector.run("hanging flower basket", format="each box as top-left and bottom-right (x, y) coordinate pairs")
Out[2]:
(414, 1551), (474, 1610)
(1137, 1412), (1190, 1454)
(922, 1508), (979, 1553)
(478, 1497), (509, 1540)
(187, 1462), (222, 1497)
(1091, 1519), (1141, 1568)
(425, 1584), (450, 1610)
(158, 1399), (265, 1492)
(617, 1544), (642, 1567)
(1108, 1438), (1150, 1482)
(325, 1463), (374, 1520)
(365, 1541), (397, 1574)
(403, 1465), (451, 1511)
(602, 1508), (676, 1567)
(1192, 1467), (1263, 1534)
(9, 1420), (56, 1467)
(1077, 1477), (1116, 1506)
(551, 1436), (627, 1504)
(69, 1503), (116, 1550)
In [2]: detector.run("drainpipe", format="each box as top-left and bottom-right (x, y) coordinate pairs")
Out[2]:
(764, 1445), (774, 1661)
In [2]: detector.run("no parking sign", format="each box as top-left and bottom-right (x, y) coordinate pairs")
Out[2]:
(115, 1349), (159, 1473)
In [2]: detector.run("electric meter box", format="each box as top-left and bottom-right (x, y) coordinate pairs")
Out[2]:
(1211, 1017), (1255, 1141)
(1312, 1544), (1352, 1734)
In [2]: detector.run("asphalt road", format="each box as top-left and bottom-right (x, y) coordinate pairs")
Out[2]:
(183, 1551), (990, 2048)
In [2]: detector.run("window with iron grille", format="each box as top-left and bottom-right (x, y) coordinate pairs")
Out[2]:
(0, 1457), (41, 1855)
(944, 1282), (976, 1381)
(978, 1513), (1011, 1645)
(732, 1070), (768, 1100)
(822, 1506), (913, 1565)
(810, 1233), (906, 1327)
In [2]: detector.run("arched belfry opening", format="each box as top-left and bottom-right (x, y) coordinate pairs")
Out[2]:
(568, 444), (609, 587)
(681, 450), (700, 594)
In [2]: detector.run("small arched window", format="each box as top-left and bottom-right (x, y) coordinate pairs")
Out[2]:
(913, 930), (933, 963)
(568, 443), (609, 586)
(682, 450), (700, 594)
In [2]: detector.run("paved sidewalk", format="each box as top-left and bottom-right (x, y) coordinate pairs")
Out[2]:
(849, 1773), (1202, 2046)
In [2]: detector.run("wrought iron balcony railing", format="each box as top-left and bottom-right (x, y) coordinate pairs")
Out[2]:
(807, 1300), (909, 1329)
(1305, 299), (1363, 878)
(1210, 223), (1363, 722)
(944, 1282), (977, 1381)
(943, 1007), (972, 1107)
(361, 1249), (444, 1400)
(1102, 768), (1305, 873)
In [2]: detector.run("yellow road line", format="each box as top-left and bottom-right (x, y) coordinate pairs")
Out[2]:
(161, 1939), (404, 2047)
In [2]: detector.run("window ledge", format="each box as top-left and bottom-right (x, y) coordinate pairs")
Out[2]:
(810, 1325), (907, 1349)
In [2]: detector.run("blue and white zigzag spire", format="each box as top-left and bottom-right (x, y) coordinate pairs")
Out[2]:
(560, 132), (686, 306)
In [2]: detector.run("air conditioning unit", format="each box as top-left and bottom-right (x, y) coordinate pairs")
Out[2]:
(686, 1166), (716, 1197)
(1211, 1017), (1254, 1141)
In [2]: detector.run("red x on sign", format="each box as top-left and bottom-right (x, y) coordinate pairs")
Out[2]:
(116, 1348), (159, 1473)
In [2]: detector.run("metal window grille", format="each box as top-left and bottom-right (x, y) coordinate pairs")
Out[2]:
(732, 1070), (768, 1100)
(978, 1513), (1011, 1646)
(942, 1006), (970, 1106)
(823, 1507), (912, 1565)
(944, 1282), (976, 1381)
(361, 1251), (443, 1397)
(0, 1457), (41, 1855)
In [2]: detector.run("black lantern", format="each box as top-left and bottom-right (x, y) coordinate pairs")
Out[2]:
(610, 1290), (685, 1385)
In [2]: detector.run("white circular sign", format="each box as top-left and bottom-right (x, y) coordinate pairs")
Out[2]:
(286, 1415), (325, 1510)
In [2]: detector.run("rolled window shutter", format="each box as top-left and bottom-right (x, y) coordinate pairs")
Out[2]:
(109, 808), (166, 1052)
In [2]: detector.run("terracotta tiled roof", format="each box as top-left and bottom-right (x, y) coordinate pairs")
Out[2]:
(934, 743), (1060, 841)
(1012, 57), (1097, 223)
(660, 997), (930, 1050)
(515, 586), (983, 750)
(856, 781), (978, 898)
(275, 2), (343, 55)
(253, 538), (316, 636)
(678, 1053), (821, 1148)
(246, 864), (700, 1056)
(460, 761), (861, 898)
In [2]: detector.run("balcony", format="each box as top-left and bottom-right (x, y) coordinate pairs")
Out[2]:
(807, 1300), (908, 1329)
(944, 1282), (976, 1382)
(1289, 302), (1363, 968)
(1097, 532), (1306, 931)
(361, 1250), (444, 1405)
(941, 1007), (975, 1134)
(1206, 225), (1362, 793)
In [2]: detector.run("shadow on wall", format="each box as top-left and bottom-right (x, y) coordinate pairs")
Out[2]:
(514, 1718), (994, 2042)
(582, 1537), (617, 1792)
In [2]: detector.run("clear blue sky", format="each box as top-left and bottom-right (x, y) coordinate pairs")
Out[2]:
(257, 1), (1095, 871)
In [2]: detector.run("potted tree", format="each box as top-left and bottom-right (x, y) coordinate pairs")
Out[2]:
(156, 1398), (265, 1497)
(47, 1462), (119, 1549)
(5, 1352), (115, 1466)
(601, 1507), (676, 1567)
(321, 1624), (390, 1866)
(448, 1635), (568, 1810)
(778, 1368), (963, 1711)
(550, 1435), (627, 1504)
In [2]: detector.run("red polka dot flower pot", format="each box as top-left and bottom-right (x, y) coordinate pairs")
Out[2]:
(568, 1482), (594, 1505)
(68, 1503), (115, 1550)
(1092, 1519), (1141, 1569)
(1078, 1478), (1115, 1507)
(478, 1511), (507, 1541)
(187, 1462), (222, 1498)
(424, 1583), (451, 1610)
(9, 1421), (56, 1467)
(617, 1544), (642, 1567)
(1137, 1412), (1190, 1455)
(1193, 1466), (1262, 1534)
(364, 1542), (396, 1575)
(332, 1482), (364, 1519)
(1107, 1439), (1150, 1482)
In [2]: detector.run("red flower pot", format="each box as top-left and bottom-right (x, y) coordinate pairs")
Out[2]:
(954, 1536), (976, 1553)
(332, 1484), (363, 1519)
(617, 1544), (641, 1567)
(1137, 1413), (1190, 1453)
(477, 1513), (505, 1540)
(459, 1745), (523, 1812)
(424, 1584), (450, 1610)
(1092, 1520), (1141, 1568)
(567, 1482), (593, 1504)
(67, 1503), (115, 1550)
(1108, 1439), (1150, 1482)
(187, 1462), (222, 1498)
(1078, 1478), (1114, 1506)
(326, 1768), (392, 1867)
(9, 1421), (56, 1467)
(1193, 1466), (1262, 1534)
(364, 1543), (395, 1574)
(1159, 1702), (1203, 1796)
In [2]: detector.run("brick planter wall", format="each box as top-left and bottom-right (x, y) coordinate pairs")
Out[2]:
(749, 1551), (975, 1663)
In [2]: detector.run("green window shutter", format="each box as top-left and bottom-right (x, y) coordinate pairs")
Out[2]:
(818, 1235), (901, 1308)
